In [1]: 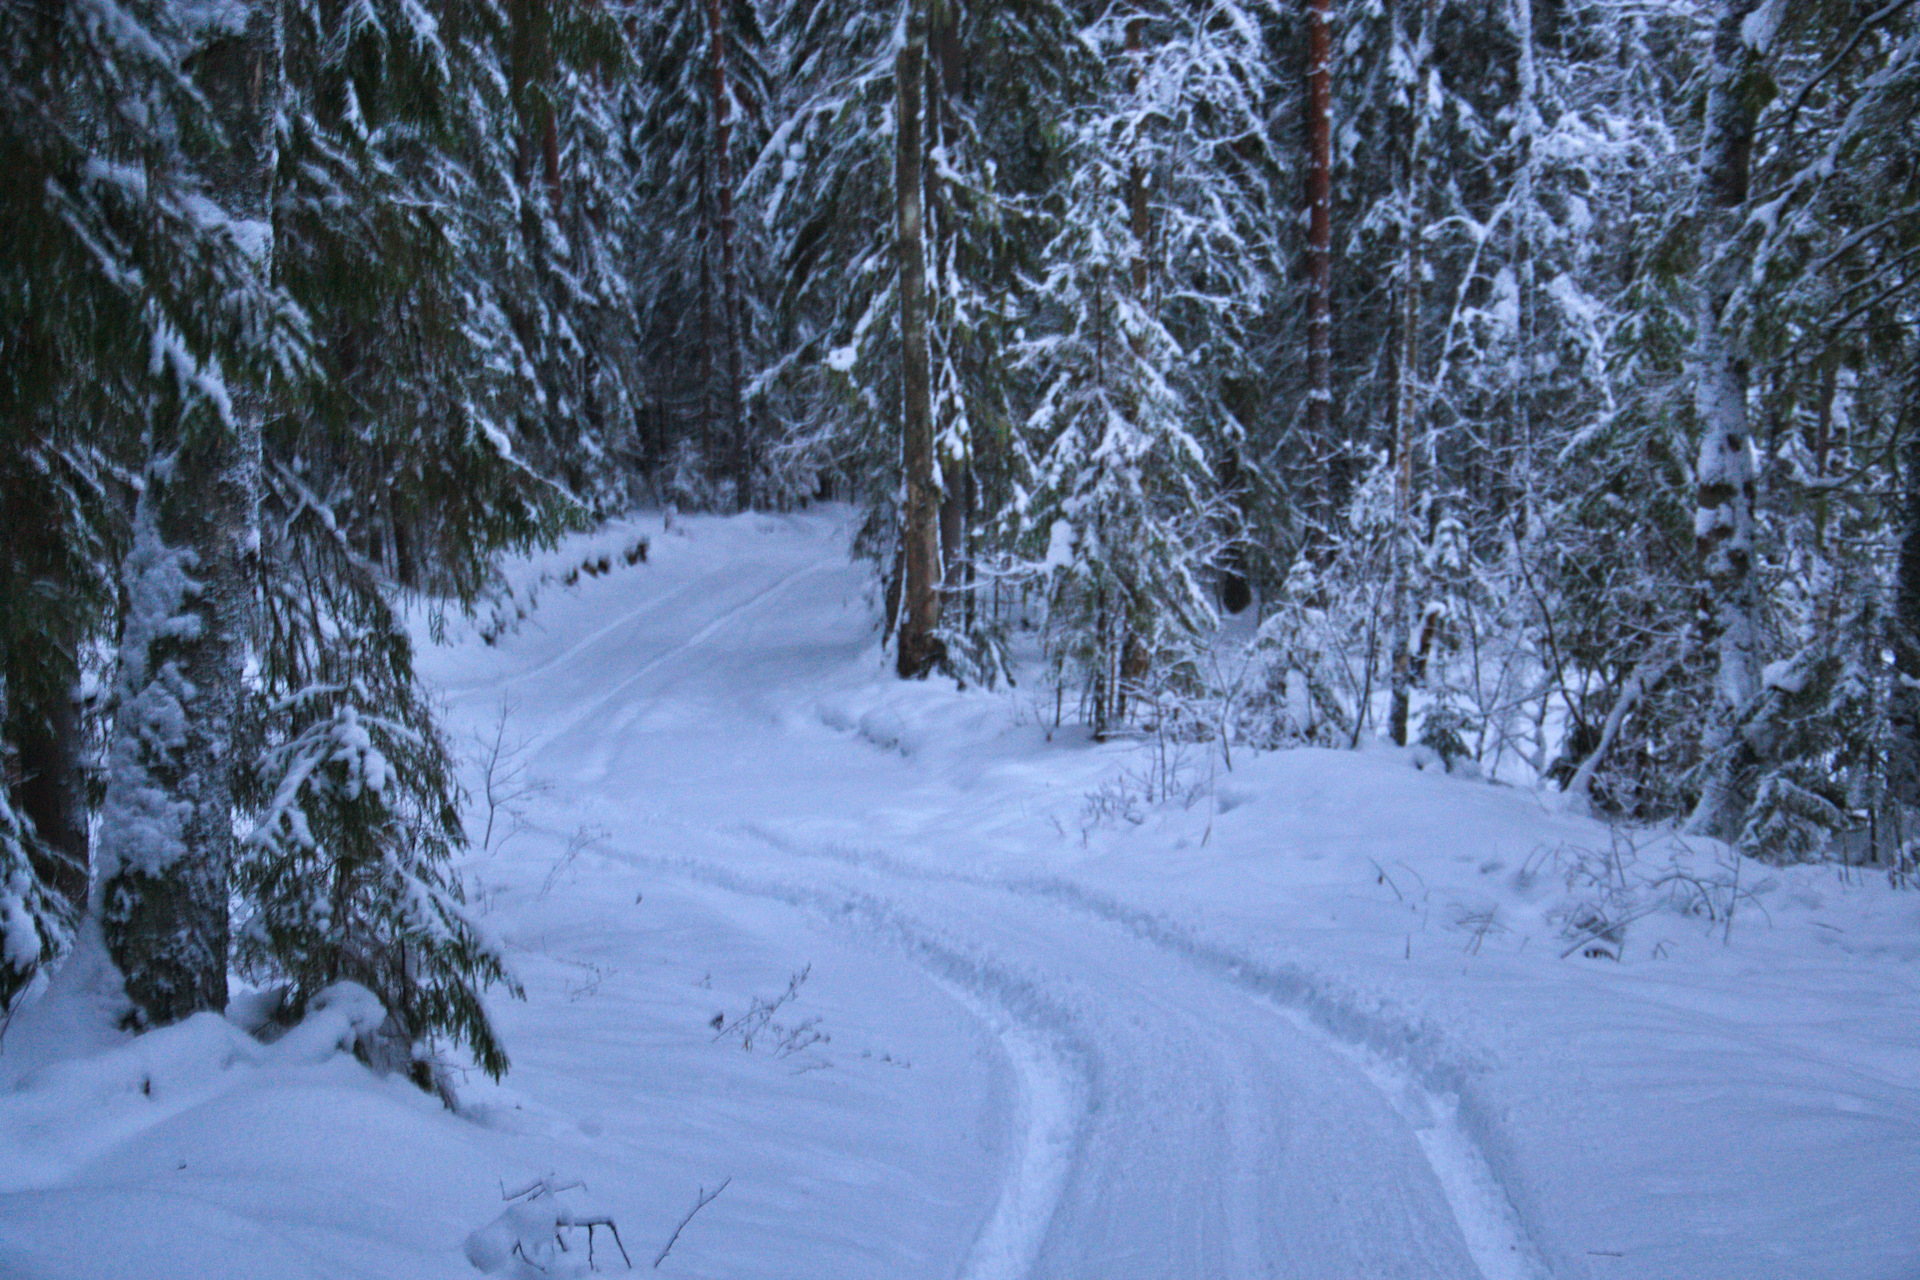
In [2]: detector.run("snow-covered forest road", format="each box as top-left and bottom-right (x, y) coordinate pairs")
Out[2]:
(430, 508), (1542, 1279)
(4, 507), (1916, 1280)
(415, 508), (1920, 1280)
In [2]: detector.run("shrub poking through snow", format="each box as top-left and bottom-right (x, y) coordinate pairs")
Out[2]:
(464, 1176), (631, 1277)
(710, 965), (828, 1058)
(1530, 828), (1777, 958)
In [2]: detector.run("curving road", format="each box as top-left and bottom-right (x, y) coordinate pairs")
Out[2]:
(446, 511), (1549, 1280)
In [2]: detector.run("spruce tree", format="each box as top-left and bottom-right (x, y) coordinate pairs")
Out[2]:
(95, 0), (289, 1029)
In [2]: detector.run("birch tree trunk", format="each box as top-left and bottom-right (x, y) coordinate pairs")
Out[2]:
(1685, 0), (1772, 839)
(97, 1), (276, 1027)
(1564, 652), (1679, 810)
(895, 0), (943, 678)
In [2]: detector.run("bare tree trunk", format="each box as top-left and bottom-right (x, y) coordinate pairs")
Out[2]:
(895, 0), (943, 679)
(1303, 0), (1335, 556)
(705, 0), (751, 511)
(1887, 386), (1920, 815)
(1685, 0), (1771, 838)
(1112, 14), (1156, 700)
(98, 1), (276, 1027)
(1386, 236), (1419, 747)
(1093, 586), (1112, 739)
(697, 148), (717, 464)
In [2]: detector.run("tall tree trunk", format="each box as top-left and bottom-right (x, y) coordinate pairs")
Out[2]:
(705, 0), (751, 511)
(97, 2), (276, 1027)
(1386, 227), (1420, 747)
(1303, 0), (1335, 557)
(1888, 387), (1920, 815)
(928, 8), (968, 615)
(1386, 7), (1426, 747)
(1113, 14), (1156, 699)
(1685, 0), (1772, 839)
(895, 0), (943, 678)
(1504, 0), (1540, 530)
(1126, 16), (1153, 303)
(697, 147), (717, 464)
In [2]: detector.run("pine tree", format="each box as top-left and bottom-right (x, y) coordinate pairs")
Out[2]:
(2, 0), (600, 1062)
(239, 529), (519, 1079)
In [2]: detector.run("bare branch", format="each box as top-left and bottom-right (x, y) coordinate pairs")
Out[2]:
(653, 1177), (732, 1268)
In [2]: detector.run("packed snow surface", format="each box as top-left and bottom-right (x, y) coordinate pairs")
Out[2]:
(3, 507), (1918, 1279)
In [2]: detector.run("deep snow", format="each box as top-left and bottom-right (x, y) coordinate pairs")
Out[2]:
(1, 506), (1916, 1279)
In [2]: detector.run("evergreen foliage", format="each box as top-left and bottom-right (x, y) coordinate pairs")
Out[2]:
(240, 516), (518, 1077)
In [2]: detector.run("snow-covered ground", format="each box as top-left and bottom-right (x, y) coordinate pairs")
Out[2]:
(3, 506), (1918, 1279)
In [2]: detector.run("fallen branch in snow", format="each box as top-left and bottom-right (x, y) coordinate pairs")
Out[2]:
(572, 1215), (633, 1270)
(652, 1177), (731, 1268)
(467, 1176), (632, 1274)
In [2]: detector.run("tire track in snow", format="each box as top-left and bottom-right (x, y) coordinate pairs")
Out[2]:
(495, 575), (706, 690)
(515, 558), (837, 761)
(1267, 1003), (1550, 1280)
(543, 829), (1091, 1280)
(926, 979), (1082, 1280)
(525, 811), (1529, 1278)
(737, 826), (1557, 1280)
(999, 875), (1557, 1280)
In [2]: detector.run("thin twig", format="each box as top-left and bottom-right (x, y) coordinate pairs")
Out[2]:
(653, 1177), (731, 1268)
(575, 1218), (633, 1270)
(1558, 905), (1659, 959)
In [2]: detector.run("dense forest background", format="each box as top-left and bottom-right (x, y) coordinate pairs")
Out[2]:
(2, 0), (1915, 1081)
